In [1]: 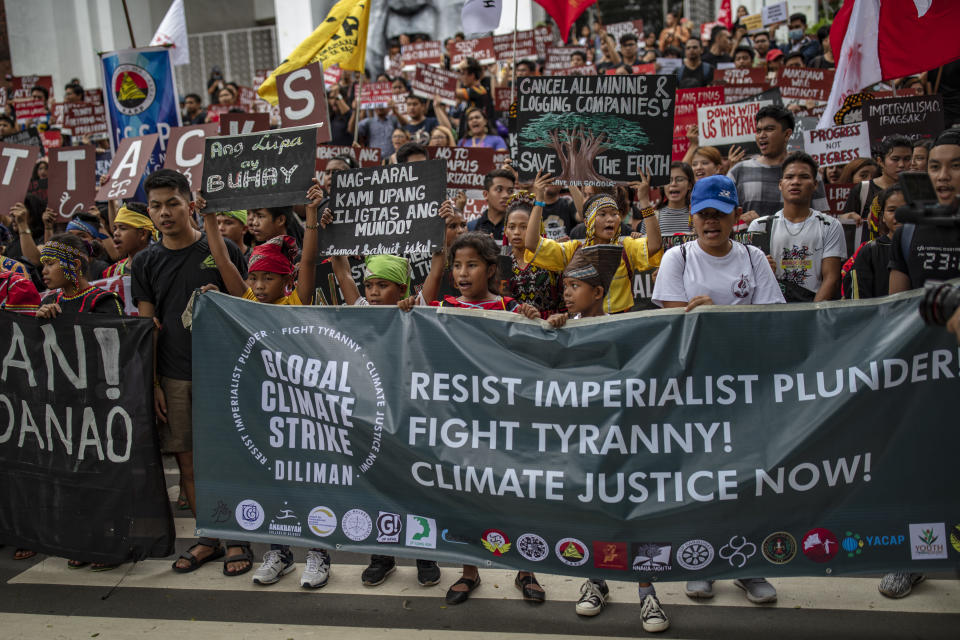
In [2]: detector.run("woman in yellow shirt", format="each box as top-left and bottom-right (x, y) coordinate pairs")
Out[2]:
(523, 170), (663, 313)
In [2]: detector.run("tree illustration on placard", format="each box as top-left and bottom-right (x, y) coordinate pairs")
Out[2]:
(518, 112), (649, 184)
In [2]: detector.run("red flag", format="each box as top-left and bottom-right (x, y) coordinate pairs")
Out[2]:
(821, 0), (960, 128)
(534, 0), (598, 41)
(717, 0), (733, 30)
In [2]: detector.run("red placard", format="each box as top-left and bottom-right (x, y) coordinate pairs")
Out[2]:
(63, 102), (108, 137)
(604, 20), (645, 41)
(402, 40), (444, 70)
(448, 37), (496, 66)
(427, 146), (495, 190)
(96, 134), (159, 201)
(492, 30), (539, 62)
(359, 81), (396, 110)
(410, 64), (459, 106)
(0, 143), (40, 213)
(672, 137), (690, 162)
(218, 112), (270, 136)
(8, 75), (53, 101)
(777, 67), (835, 103)
(674, 87), (725, 138)
(163, 123), (220, 191)
(48, 146), (97, 220)
(826, 183), (855, 216)
(84, 88), (104, 105)
(723, 83), (768, 103)
(41, 130), (63, 152)
(276, 61), (332, 142)
(316, 145), (381, 171)
(206, 104), (232, 121)
(324, 65), (342, 89)
(495, 89), (514, 113)
(544, 47), (588, 75)
(715, 67), (767, 86)
(12, 98), (48, 124)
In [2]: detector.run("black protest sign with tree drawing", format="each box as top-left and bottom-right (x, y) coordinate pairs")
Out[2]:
(518, 112), (651, 185)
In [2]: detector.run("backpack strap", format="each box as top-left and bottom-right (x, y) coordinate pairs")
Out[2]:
(900, 223), (916, 264)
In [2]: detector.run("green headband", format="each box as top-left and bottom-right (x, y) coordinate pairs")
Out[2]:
(363, 254), (412, 296)
(219, 210), (248, 225)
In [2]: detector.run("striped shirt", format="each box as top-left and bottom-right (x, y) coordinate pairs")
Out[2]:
(727, 157), (829, 218)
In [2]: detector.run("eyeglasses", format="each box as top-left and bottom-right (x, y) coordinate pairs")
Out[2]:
(668, 176), (689, 184)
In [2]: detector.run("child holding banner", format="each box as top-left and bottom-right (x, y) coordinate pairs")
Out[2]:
(501, 195), (564, 318)
(524, 170), (663, 314)
(544, 246), (672, 633)
(196, 182), (329, 588)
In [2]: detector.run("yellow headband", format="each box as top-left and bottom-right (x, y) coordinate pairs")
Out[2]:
(115, 207), (158, 240)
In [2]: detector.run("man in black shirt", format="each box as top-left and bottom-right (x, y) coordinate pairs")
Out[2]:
(701, 25), (733, 67)
(678, 39), (713, 88)
(890, 130), (960, 293)
(131, 169), (249, 576)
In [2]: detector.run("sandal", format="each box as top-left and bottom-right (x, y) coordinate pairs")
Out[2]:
(67, 559), (89, 569)
(445, 575), (481, 605)
(171, 540), (225, 574)
(13, 548), (36, 561)
(91, 562), (120, 572)
(222, 544), (254, 577)
(515, 573), (545, 603)
(176, 492), (190, 511)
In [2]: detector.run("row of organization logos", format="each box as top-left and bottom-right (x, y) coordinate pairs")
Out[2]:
(231, 501), (960, 572)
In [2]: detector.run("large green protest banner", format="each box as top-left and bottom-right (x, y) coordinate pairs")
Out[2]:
(193, 290), (960, 580)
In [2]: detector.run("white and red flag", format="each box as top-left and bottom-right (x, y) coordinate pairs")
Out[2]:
(820, 0), (960, 128)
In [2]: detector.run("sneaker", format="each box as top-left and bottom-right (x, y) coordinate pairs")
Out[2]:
(252, 549), (295, 585)
(640, 594), (670, 633)
(300, 550), (330, 589)
(575, 579), (609, 616)
(416, 559), (441, 586)
(362, 554), (396, 586)
(733, 577), (777, 604)
(878, 572), (926, 598)
(685, 580), (715, 599)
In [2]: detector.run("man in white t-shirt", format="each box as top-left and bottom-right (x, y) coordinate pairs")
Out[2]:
(652, 173), (784, 606)
(653, 174), (785, 309)
(747, 151), (846, 302)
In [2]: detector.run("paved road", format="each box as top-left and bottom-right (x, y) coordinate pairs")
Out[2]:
(2, 460), (958, 640)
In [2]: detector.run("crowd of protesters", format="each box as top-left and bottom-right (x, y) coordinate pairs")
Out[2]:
(2, 5), (960, 636)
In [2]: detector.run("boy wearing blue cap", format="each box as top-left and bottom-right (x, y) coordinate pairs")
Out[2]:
(653, 174), (784, 309)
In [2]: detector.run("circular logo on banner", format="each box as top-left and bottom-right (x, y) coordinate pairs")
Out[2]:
(235, 499), (264, 531)
(762, 532), (798, 565)
(307, 506), (337, 537)
(516, 533), (549, 562)
(676, 539), (715, 570)
(481, 529), (511, 556)
(950, 524), (960, 554)
(555, 537), (589, 566)
(341, 508), (373, 541)
(801, 528), (840, 563)
(111, 64), (156, 115)
(228, 323), (387, 485)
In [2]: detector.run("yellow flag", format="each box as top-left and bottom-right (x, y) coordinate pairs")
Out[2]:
(258, 0), (370, 104)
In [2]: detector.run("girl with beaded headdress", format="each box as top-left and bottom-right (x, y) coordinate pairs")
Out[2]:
(499, 190), (564, 318)
(36, 233), (123, 318)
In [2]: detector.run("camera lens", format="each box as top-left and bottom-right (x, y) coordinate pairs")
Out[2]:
(919, 282), (960, 325)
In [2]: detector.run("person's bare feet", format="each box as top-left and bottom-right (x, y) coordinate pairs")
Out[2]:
(14, 548), (36, 560)
(223, 545), (252, 576)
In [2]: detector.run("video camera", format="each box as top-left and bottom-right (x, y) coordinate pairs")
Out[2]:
(894, 171), (960, 227)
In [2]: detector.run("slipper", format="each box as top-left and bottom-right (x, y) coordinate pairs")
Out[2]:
(222, 545), (254, 577)
(171, 542), (225, 573)
(515, 573), (545, 603)
(176, 493), (190, 511)
(445, 576), (481, 605)
(91, 563), (120, 572)
(67, 559), (89, 569)
(13, 548), (36, 561)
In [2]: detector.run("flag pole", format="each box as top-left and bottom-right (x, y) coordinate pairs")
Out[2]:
(354, 72), (363, 145)
(121, 0), (137, 47)
(509, 0), (519, 113)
